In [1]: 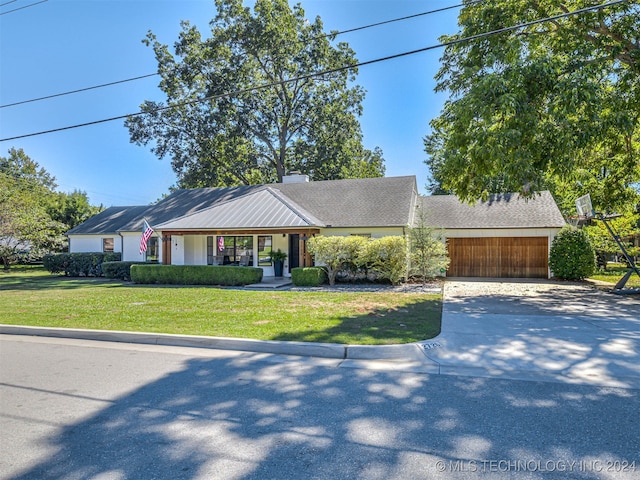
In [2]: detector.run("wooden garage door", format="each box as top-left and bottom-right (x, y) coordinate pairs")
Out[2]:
(447, 237), (548, 278)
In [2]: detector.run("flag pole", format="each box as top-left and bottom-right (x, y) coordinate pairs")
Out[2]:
(139, 218), (155, 256)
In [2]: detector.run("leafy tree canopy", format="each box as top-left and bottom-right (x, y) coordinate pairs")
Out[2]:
(126, 0), (384, 188)
(425, 0), (639, 212)
(0, 148), (102, 268)
(47, 190), (103, 231)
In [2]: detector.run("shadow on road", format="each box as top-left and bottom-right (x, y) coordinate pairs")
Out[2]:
(8, 352), (639, 479)
(431, 280), (640, 388)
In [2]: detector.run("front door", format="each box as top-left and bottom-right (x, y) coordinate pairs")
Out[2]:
(289, 234), (300, 272)
(162, 235), (172, 265)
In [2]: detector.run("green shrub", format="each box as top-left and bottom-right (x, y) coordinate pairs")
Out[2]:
(307, 236), (367, 286)
(130, 265), (263, 286)
(43, 252), (121, 277)
(549, 226), (596, 280)
(102, 261), (147, 281)
(291, 267), (327, 286)
(360, 236), (408, 285)
(409, 207), (450, 284)
(307, 235), (410, 285)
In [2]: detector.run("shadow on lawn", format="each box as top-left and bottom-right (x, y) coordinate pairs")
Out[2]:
(272, 296), (443, 344)
(6, 348), (639, 480)
(0, 273), (124, 291)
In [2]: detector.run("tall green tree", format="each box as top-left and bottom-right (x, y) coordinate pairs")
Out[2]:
(0, 148), (65, 268)
(424, 0), (639, 210)
(126, 0), (384, 188)
(0, 149), (103, 268)
(47, 190), (103, 231)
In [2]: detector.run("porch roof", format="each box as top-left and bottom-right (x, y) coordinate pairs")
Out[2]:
(154, 188), (324, 230)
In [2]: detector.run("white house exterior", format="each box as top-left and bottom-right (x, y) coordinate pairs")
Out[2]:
(67, 175), (566, 279)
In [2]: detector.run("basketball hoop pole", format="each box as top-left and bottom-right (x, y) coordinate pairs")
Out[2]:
(595, 212), (640, 294)
(575, 194), (639, 293)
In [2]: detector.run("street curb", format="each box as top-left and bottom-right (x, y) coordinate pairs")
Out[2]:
(1, 325), (443, 365)
(0, 324), (348, 359)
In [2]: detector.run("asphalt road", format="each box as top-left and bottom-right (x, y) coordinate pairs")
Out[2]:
(1, 335), (639, 480)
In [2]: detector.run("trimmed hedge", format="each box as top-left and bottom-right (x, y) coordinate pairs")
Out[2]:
(102, 261), (147, 281)
(43, 252), (121, 277)
(291, 267), (327, 286)
(549, 226), (596, 280)
(130, 264), (263, 286)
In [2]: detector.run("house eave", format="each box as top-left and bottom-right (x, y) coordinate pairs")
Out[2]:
(440, 225), (565, 230)
(158, 227), (322, 236)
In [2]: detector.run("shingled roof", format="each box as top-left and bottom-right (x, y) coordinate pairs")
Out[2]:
(272, 175), (417, 228)
(67, 176), (417, 234)
(420, 191), (566, 229)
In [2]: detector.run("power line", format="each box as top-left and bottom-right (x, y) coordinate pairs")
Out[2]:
(327, 0), (484, 37)
(0, 73), (158, 108)
(0, 0), (47, 15)
(0, 0), (484, 109)
(0, 0), (629, 143)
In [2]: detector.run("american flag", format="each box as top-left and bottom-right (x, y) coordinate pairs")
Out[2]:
(139, 220), (154, 255)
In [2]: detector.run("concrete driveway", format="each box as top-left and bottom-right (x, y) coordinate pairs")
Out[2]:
(423, 279), (640, 389)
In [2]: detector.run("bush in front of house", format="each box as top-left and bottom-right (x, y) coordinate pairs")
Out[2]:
(102, 261), (147, 281)
(307, 235), (367, 286)
(43, 252), (121, 276)
(409, 207), (450, 285)
(549, 226), (596, 280)
(307, 235), (409, 286)
(130, 265), (263, 286)
(361, 236), (408, 285)
(291, 267), (327, 286)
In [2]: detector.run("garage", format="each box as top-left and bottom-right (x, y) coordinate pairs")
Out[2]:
(447, 237), (549, 278)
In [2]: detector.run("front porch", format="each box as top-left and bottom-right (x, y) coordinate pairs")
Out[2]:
(158, 229), (318, 277)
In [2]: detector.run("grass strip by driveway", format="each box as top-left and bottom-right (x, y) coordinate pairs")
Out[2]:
(0, 268), (441, 345)
(589, 264), (640, 288)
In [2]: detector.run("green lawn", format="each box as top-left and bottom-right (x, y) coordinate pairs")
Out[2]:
(589, 263), (640, 288)
(0, 267), (441, 345)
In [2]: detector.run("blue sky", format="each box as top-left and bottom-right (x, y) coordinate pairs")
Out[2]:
(0, 0), (461, 207)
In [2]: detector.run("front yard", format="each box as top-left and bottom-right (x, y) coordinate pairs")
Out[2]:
(0, 267), (442, 345)
(589, 263), (640, 288)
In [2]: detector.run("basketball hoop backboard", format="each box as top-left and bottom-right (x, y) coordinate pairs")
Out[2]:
(575, 194), (594, 218)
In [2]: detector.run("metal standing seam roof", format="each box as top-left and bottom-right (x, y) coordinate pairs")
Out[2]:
(154, 188), (325, 230)
(419, 191), (566, 229)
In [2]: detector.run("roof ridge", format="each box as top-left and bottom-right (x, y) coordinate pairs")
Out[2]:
(264, 187), (325, 226)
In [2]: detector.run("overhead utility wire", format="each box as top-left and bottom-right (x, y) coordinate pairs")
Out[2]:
(326, 0), (485, 36)
(0, 0), (485, 109)
(0, 0), (627, 143)
(0, 73), (158, 108)
(0, 0), (47, 15)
